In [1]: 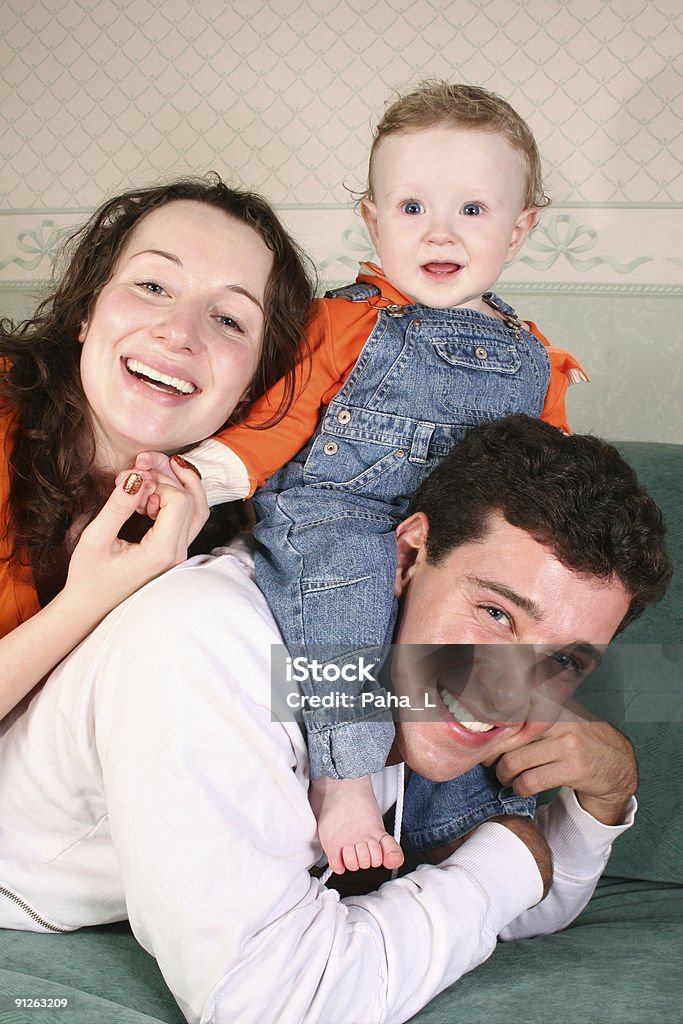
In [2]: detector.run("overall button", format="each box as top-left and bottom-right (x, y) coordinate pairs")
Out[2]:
(337, 410), (351, 424)
(475, 346), (488, 360)
(385, 304), (405, 317)
(323, 441), (338, 456)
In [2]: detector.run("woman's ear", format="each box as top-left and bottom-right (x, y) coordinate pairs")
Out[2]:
(394, 512), (430, 599)
(78, 321), (88, 343)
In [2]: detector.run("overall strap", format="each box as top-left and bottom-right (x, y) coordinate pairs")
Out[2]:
(324, 282), (382, 302)
(482, 292), (526, 341)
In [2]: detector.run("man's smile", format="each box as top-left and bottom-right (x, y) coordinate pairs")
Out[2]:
(437, 685), (496, 733)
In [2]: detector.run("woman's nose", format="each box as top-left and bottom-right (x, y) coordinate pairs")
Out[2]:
(152, 304), (202, 352)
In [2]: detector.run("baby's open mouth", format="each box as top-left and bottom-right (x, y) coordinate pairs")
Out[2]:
(422, 262), (461, 276)
(126, 358), (196, 396)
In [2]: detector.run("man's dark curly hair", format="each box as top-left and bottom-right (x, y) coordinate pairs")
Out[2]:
(407, 414), (671, 631)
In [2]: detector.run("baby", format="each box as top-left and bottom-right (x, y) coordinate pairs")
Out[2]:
(190, 81), (587, 874)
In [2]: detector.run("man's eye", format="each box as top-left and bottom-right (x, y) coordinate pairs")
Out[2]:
(483, 606), (509, 625)
(402, 201), (425, 215)
(461, 203), (482, 216)
(547, 651), (582, 678)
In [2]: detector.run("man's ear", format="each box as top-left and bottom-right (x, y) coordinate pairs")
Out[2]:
(360, 197), (380, 250)
(505, 208), (537, 263)
(394, 512), (429, 599)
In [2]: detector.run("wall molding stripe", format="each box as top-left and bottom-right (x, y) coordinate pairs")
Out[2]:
(1, 0), (681, 444)
(2, 202), (683, 215)
(3, 279), (681, 299)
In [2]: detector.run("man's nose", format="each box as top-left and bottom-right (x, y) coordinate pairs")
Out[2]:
(152, 304), (202, 352)
(470, 645), (537, 722)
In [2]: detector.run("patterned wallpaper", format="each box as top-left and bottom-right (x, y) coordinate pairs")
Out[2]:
(1, 0), (681, 441)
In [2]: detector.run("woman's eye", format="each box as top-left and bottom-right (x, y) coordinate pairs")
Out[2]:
(215, 314), (245, 334)
(402, 200), (425, 215)
(137, 280), (166, 295)
(462, 203), (482, 216)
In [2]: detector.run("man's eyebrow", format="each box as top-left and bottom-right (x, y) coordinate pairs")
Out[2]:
(127, 251), (264, 312)
(467, 576), (542, 619)
(570, 641), (603, 669)
(468, 578), (605, 666)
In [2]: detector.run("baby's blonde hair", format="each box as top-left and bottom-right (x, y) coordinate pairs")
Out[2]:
(365, 80), (549, 211)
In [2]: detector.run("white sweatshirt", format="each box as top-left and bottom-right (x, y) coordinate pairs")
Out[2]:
(0, 541), (635, 1024)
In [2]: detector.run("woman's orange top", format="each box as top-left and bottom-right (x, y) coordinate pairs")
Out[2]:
(0, 413), (41, 637)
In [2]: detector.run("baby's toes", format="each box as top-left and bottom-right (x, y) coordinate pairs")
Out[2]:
(380, 833), (404, 870)
(354, 842), (374, 871)
(341, 843), (361, 872)
(367, 838), (384, 868)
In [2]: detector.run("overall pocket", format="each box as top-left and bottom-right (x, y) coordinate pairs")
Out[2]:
(432, 330), (528, 419)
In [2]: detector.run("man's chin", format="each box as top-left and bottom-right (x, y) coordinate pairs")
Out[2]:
(395, 724), (493, 782)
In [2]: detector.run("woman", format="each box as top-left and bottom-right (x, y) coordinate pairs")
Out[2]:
(1, 174), (315, 718)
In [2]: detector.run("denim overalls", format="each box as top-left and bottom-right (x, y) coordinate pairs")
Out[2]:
(253, 285), (550, 850)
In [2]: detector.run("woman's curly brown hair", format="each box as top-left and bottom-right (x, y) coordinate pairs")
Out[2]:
(1, 174), (316, 573)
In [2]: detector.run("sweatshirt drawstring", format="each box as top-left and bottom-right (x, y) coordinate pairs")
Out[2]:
(390, 760), (405, 880)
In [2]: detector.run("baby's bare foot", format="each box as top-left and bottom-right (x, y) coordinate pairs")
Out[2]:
(310, 775), (404, 875)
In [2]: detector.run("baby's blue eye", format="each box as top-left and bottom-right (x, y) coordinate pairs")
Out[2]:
(462, 203), (482, 216)
(402, 201), (425, 215)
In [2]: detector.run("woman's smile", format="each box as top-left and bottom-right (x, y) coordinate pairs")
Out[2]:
(78, 200), (273, 473)
(123, 357), (198, 397)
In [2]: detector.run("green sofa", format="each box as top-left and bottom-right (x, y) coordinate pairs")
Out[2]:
(1, 442), (680, 1024)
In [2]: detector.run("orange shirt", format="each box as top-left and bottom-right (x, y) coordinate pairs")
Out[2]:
(0, 413), (41, 637)
(217, 264), (588, 495)
(0, 269), (587, 635)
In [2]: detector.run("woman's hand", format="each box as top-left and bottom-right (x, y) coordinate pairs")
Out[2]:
(0, 453), (209, 721)
(64, 451), (209, 618)
(133, 450), (208, 543)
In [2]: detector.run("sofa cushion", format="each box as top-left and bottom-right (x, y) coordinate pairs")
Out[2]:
(3, 881), (681, 1024)
(409, 878), (683, 1024)
(613, 442), (682, 646)
(0, 921), (182, 1023)
(577, 442), (682, 884)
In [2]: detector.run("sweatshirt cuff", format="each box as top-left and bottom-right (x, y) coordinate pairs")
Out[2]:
(182, 438), (250, 506)
(539, 787), (637, 881)
(444, 820), (544, 936)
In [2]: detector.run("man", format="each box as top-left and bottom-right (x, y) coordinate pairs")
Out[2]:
(0, 416), (670, 1024)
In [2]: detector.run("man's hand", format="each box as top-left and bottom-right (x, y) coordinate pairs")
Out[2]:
(492, 702), (638, 826)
